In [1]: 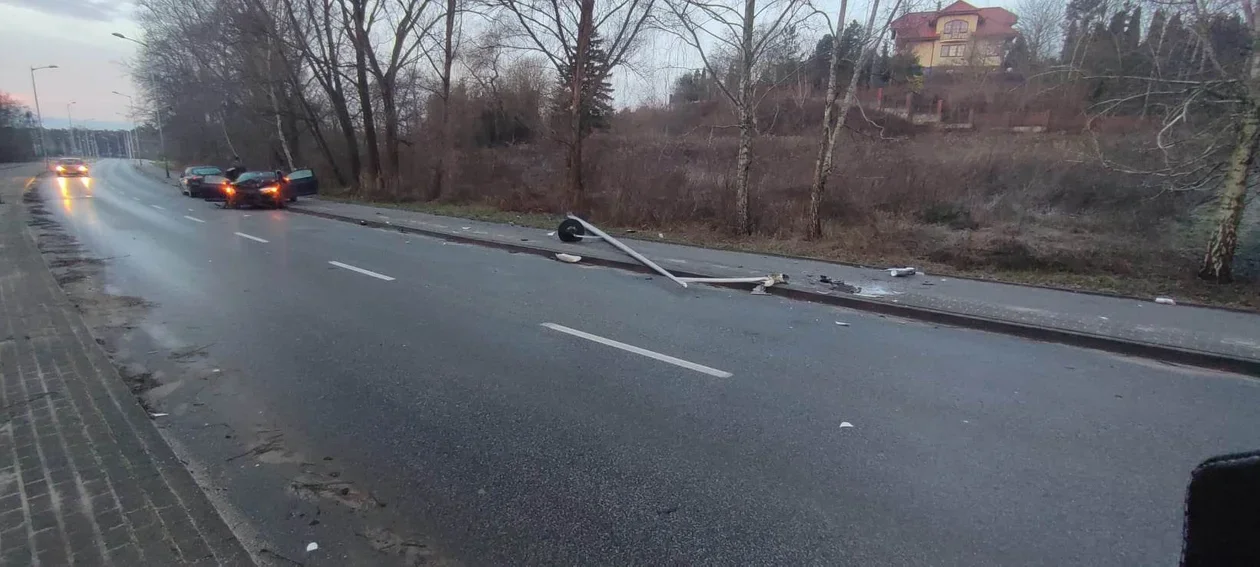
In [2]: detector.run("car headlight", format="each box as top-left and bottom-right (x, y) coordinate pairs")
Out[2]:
(261, 185), (278, 194)
(55, 165), (65, 171)
(78, 166), (88, 172)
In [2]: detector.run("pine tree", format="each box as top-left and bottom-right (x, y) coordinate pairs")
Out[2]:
(553, 32), (615, 135)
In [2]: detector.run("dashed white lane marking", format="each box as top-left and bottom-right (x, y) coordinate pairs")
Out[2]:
(131, 196), (140, 201)
(328, 261), (395, 281)
(540, 323), (733, 378)
(150, 204), (165, 210)
(184, 215), (205, 223)
(234, 232), (269, 243)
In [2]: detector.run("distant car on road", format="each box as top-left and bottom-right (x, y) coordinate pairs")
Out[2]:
(180, 166), (224, 198)
(53, 158), (89, 177)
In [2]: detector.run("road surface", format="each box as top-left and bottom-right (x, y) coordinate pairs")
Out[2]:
(30, 159), (1260, 566)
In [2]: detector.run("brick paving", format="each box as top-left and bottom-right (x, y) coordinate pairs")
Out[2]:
(0, 166), (252, 566)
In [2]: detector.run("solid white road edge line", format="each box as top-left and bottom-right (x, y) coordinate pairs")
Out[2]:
(328, 261), (395, 281)
(184, 216), (205, 223)
(540, 323), (733, 378)
(234, 232), (269, 243)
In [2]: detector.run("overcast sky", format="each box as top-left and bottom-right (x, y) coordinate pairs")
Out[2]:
(0, 0), (143, 131)
(0, 0), (1022, 124)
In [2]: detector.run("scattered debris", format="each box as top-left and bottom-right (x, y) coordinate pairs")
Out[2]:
(835, 321), (850, 327)
(1155, 297), (1177, 305)
(888, 267), (917, 277)
(658, 233), (664, 239)
(358, 220), (367, 225)
(819, 275), (833, 284)
(921, 281), (934, 286)
(306, 542), (319, 552)
(839, 422), (854, 428)
(149, 412), (169, 418)
(555, 253), (582, 263)
(751, 284), (768, 295)
(461, 226), (471, 230)
(546, 231), (556, 236)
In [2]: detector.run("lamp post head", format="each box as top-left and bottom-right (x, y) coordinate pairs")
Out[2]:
(111, 32), (126, 39)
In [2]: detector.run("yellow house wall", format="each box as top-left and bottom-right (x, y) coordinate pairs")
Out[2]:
(904, 13), (1005, 69)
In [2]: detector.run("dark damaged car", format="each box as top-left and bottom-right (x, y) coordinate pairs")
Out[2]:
(221, 169), (318, 209)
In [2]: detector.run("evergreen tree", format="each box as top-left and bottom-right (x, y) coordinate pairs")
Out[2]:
(553, 32), (614, 135)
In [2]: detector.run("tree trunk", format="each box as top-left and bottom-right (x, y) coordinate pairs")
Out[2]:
(431, 0), (456, 201)
(732, 0), (756, 235)
(567, 0), (596, 214)
(380, 79), (401, 196)
(266, 38), (296, 170)
(351, 1), (382, 193)
(806, 0), (849, 239)
(1199, 105), (1259, 282)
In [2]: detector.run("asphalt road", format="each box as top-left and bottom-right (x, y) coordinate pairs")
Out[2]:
(34, 159), (1260, 566)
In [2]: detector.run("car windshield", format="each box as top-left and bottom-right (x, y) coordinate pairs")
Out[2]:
(60, 159), (84, 166)
(191, 167), (222, 175)
(236, 172), (278, 182)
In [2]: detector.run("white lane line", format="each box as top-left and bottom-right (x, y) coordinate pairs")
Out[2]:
(131, 196), (141, 201)
(328, 261), (395, 281)
(150, 204), (166, 210)
(183, 215), (205, 223)
(540, 323), (733, 378)
(234, 232), (269, 243)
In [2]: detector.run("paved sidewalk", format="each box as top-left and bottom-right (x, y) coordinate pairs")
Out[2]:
(128, 160), (1260, 372)
(0, 165), (251, 566)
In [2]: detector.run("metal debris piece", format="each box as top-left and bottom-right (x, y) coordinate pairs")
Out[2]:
(839, 422), (854, 428)
(306, 542), (319, 552)
(835, 321), (850, 327)
(1155, 297), (1177, 305)
(555, 253), (582, 263)
(889, 267), (917, 277)
(751, 284), (768, 295)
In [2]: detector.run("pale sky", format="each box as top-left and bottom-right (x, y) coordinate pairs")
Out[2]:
(0, 0), (143, 131)
(0, 0), (1023, 122)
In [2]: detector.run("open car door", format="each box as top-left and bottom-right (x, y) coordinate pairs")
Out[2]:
(285, 169), (319, 197)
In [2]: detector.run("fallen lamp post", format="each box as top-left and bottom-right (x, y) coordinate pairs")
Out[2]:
(555, 214), (786, 292)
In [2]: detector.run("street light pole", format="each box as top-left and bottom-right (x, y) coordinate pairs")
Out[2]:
(112, 32), (169, 177)
(29, 65), (58, 165)
(67, 102), (77, 155)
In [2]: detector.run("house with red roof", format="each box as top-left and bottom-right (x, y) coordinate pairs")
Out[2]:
(889, 1), (1018, 72)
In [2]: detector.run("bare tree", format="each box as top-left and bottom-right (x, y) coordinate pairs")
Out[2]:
(490, 0), (655, 212)
(421, 0), (463, 199)
(805, 0), (900, 239)
(1016, 0), (1065, 63)
(664, 0), (809, 234)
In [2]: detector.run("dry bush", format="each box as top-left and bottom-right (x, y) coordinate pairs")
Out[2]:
(388, 101), (1203, 281)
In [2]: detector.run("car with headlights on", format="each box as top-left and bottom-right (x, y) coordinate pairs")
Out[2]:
(53, 158), (89, 177)
(221, 171), (288, 209)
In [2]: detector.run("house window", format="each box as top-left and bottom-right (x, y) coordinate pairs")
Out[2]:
(942, 19), (969, 39)
(941, 44), (966, 57)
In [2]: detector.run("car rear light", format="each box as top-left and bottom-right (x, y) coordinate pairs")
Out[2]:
(224, 186), (235, 195)
(191, 176), (202, 181)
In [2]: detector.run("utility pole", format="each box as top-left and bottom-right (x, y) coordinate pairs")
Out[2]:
(67, 102), (78, 155)
(29, 65), (58, 165)
(112, 32), (169, 177)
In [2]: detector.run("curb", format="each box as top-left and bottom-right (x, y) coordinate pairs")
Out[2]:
(287, 205), (1260, 378)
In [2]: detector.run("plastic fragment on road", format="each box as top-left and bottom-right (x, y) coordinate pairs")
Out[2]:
(888, 267), (917, 277)
(1155, 297), (1177, 305)
(150, 413), (169, 418)
(751, 284), (768, 295)
(306, 542), (319, 552)
(555, 253), (582, 263)
(835, 321), (850, 327)
(839, 422), (854, 428)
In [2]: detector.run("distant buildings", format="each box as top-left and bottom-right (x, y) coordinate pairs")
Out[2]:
(890, 1), (1018, 72)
